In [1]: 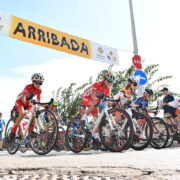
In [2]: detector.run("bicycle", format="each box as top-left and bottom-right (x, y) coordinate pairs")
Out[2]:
(114, 100), (153, 151)
(65, 97), (133, 153)
(144, 106), (169, 149)
(47, 104), (66, 152)
(164, 114), (180, 148)
(5, 98), (58, 155)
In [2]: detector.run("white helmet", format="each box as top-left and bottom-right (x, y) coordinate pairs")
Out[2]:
(31, 73), (45, 81)
(128, 76), (138, 84)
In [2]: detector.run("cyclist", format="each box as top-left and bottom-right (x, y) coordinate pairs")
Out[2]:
(161, 87), (180, 119)
(134, 88), (154, 109)
(9, 73), (45, 140)
(50, 100), (61, 122)
(114, 76), (138, 106)
(80, 70), (115, 140)
(113, 77), (138, 123)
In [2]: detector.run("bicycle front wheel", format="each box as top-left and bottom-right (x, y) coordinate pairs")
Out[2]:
(150, 117), (169, 149)
(28, 109), (58, 155)
(131, 112), (153, 151)
(99, 107), (133, 152)
(65, 118), (87, 153)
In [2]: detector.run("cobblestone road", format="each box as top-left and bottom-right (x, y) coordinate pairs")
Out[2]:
(1, 146), (180, 180)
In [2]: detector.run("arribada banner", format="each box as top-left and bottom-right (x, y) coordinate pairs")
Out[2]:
(0, 11), (119, 65)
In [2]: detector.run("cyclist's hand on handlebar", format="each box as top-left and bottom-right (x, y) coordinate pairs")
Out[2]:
(95, 92), (105, 100)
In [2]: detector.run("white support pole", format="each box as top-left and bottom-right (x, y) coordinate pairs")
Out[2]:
(129, 0), (143, 96)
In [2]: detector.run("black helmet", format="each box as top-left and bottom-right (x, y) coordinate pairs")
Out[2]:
(144, 88), (154, 95)
(104, 71), (115, 83)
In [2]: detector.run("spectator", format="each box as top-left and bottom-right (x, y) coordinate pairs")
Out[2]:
(161, 87), (176, 117)
(0, 112), (5, 151)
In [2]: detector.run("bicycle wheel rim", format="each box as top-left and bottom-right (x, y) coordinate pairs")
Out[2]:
(99, 108), (133, 152)
(28, 109), (58, 155)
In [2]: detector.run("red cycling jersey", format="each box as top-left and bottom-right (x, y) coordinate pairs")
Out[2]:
(15, 84), (42, 109)
(83, 81), (110, 99)
(82, 81), (110, 116)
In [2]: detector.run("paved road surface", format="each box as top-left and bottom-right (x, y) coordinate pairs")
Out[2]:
(0, 146), (180, 179)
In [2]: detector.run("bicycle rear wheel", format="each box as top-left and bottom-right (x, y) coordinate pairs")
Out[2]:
(99, 108), (133, 152)
(53, 126), (65, 152)
(165, 124), (174, 148)
(65, 118), (87, 153)
(28, 109), (58, 155)
(5, 118), (20, 154)
(150, 117), (169, 149)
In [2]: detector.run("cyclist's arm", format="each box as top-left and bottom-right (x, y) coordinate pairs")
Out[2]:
(20, 94), (27, 104)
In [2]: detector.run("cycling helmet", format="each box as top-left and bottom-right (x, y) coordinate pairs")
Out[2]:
(53, 100), (60, 106)
(144, 88), (154, 95)
(128, 76), (138, 84)
(104, 71), (115, 83)
(31, 73), (45, 81)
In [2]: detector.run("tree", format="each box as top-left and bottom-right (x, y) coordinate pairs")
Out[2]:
(53, 63), (179, 122)
(54, 78), (93, 124)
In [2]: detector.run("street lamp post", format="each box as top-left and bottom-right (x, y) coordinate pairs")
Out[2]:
(129, 0), (143, 96)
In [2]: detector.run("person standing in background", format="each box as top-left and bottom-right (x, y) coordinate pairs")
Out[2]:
(0, 112), (5, 151)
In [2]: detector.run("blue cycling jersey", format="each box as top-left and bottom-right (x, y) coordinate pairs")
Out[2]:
(134, 97), (149, 109)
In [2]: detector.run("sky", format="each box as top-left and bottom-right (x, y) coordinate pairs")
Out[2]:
(0, 0), (180, 120)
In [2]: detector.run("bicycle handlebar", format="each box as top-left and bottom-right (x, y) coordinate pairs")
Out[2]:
(32, 98), (54, 106)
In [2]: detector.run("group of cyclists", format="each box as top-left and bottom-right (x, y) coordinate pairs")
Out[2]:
(5, 70), (180, 154)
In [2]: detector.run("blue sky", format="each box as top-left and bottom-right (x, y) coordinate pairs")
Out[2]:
(0, 0), (180, 120)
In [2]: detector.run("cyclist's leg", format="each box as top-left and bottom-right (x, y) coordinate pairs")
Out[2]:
(9, 106), (25, 139)
(80, 97), (97, 129)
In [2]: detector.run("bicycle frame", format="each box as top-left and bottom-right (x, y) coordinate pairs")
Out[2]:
(17, 107), (36, 141)
(126, 107), (145, 135)
(91, 101), (116, 135)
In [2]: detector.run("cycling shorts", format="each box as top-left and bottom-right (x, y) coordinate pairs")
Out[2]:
(81, 96), (99, 116)
(15, 99), (32, 111)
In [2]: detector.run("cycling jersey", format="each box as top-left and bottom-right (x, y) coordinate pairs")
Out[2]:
(83, 81), (110, 98)
(114, 87), (135, 105)
(120, 87), (134, 98)
(82, 81), (110, 116)
(134, 97), (149, 109)
(15, 84), (42, 109)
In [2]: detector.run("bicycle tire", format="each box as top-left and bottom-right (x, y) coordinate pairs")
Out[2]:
(99, 107), (133, 152)
(150, 117), (169, 149)
(165, 124), (174, 148)
(28, 109), (58, 155)
(53, 126), (65, 152)
(65, 118), (87, 153)
(5, 118), (19, 154)
(131, 112), (153, 151)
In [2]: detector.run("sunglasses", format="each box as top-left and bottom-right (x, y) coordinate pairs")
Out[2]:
(133, 83), (137, 86)
(34, 81), (43, 85)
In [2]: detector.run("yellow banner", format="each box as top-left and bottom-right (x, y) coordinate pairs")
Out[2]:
(0, 11), (119, 65)
(9, 16), (92, 59)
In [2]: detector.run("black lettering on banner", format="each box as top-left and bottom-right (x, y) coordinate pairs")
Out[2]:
(61, 37), (70, 49)
(46, 32), (51, 43)
(51, 33), (59, 45)
(13, 23), (26, 37)
(38, 29), (46, 42)
(70, 39), (79, 51)
(28, 26), (36, 40)
(81, 42), (88, 55)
